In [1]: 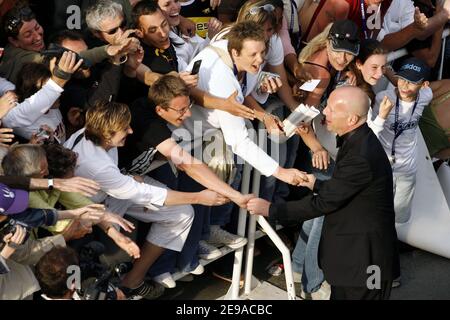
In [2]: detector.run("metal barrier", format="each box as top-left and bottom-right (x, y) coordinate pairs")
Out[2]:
(224, 27), (450, 300)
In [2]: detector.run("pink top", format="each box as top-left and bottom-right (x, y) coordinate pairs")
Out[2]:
(279, 16), (296, 57)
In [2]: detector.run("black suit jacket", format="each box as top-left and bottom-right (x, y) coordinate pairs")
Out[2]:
(270, 123), (400, 287)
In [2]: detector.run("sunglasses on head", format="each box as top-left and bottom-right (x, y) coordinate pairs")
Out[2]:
(249, 4), (275, 15)
(330, 33), (358, 42)
(100, 18), (127, 35)
(5, 6), (35, 33)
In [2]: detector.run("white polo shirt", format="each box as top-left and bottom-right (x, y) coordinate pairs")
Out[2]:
(64, 129), (168, 207)
(180, 39), (279, 177)
(377, 0), (415, 42)
(2, 78), (66, 142)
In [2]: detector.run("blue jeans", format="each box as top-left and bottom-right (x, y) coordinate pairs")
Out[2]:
(292, 216), (325, 293)
(291, 159), (335, 293)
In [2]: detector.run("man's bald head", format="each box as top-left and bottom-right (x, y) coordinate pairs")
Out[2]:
(323, 86), (370, 136)
(330, 86), (370, 119)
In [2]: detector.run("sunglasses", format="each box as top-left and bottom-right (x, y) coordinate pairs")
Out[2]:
(249, 4), (275, 15)
(99, 18), (127, 35)
(5, 6), (35, 34)
(329, 33), (358, 42)
(166, 102), (193, 116)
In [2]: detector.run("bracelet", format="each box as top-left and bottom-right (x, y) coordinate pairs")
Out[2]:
(53, 66), (72, 80)
(262, 112), (269, 123)
(6, 241), (20, 249)
(112, 55), (128, 65)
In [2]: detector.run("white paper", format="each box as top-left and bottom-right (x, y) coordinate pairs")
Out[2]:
(299, 79), (321, 92)
(283, 104), (321, 138)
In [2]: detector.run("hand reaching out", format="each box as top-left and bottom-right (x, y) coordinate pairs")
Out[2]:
(222, 91), (255, 119)
(246, 198), (271, 217)
(197, 189), (230, 206)
(311, 149), (330, 170)
(413, 7), (428, 30)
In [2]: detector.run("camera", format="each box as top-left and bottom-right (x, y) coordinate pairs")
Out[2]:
(77, 241), (132, 300)
(42, 43), (92, 70)
(82, 262), (132, 300)
(0, 219), (31, 242)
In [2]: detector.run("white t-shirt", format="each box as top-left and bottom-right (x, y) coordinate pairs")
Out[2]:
(170, 30), (209, 67)
(64, 129), (168, 206)
(0, 77), (15, 95)
(2, 78), (66, 142)
(368, 86), (433, 174)
(377, 0), (415, 42)
(212, 26), (284, 104)
(282, 0), (303, 34)
(181, 39), (279, 177)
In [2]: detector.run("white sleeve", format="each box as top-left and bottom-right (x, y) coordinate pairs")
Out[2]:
(217, 110), (279, 177)
(266, 36), (284, 67)
(2, 78), (63, 128)
(367, 93), (387, 138)
(0, 77), (15, 95)
(377, 0), (415, 41)
(93, 162), (168, 207)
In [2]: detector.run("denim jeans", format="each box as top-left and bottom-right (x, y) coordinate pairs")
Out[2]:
(292, 215), (325, 293)
(291, 159), (335, 293)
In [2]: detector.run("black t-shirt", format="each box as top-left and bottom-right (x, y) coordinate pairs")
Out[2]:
(142, 42), (179, 74)
(180, 0), (218, 38)
(119, 97), (173, 175)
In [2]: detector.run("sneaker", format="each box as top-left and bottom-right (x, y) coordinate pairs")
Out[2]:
(153, 272), (176, 289)
(198, 240), (222, 260)
(189, 263), (205, 275)
(267, 263), (284, 276)
(120, 280), (165, 300)
(207, 226), (248, 249)
(300, 287), (330, 300)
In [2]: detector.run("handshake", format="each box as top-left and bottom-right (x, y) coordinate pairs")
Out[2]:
(237, 169), (316, 217)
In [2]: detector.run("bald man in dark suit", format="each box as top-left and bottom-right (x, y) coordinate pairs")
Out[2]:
(248, 86), (400, 300)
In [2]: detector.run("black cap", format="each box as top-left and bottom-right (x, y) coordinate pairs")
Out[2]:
(396, 57), (430, 84)
(328, 20), (360, 56)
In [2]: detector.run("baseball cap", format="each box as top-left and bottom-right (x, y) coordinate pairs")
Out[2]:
(396, 57), (430, 84)
(0, 183), (29, 215)
(328, 20), (360, 56)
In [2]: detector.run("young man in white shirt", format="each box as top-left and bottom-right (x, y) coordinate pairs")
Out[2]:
(181, 21), (309, 250)
(369, 57), (433, 225)
(65, 100), (228, 299)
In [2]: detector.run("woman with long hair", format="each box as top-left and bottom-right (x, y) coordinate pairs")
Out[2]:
(349, 38), (388, 103)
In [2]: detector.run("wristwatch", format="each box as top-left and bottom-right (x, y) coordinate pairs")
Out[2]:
(47, 178), (54, 190)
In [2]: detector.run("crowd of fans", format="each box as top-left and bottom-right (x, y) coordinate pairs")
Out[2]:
(0, 0), (449, 300)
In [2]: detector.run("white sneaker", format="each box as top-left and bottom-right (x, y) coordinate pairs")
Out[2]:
(153, 272), (176, 289)
(300, 283), (331, 300)
(207, 226), (248, 249)
(190, 263), (204, 275)
(198, 240), (222, 260)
